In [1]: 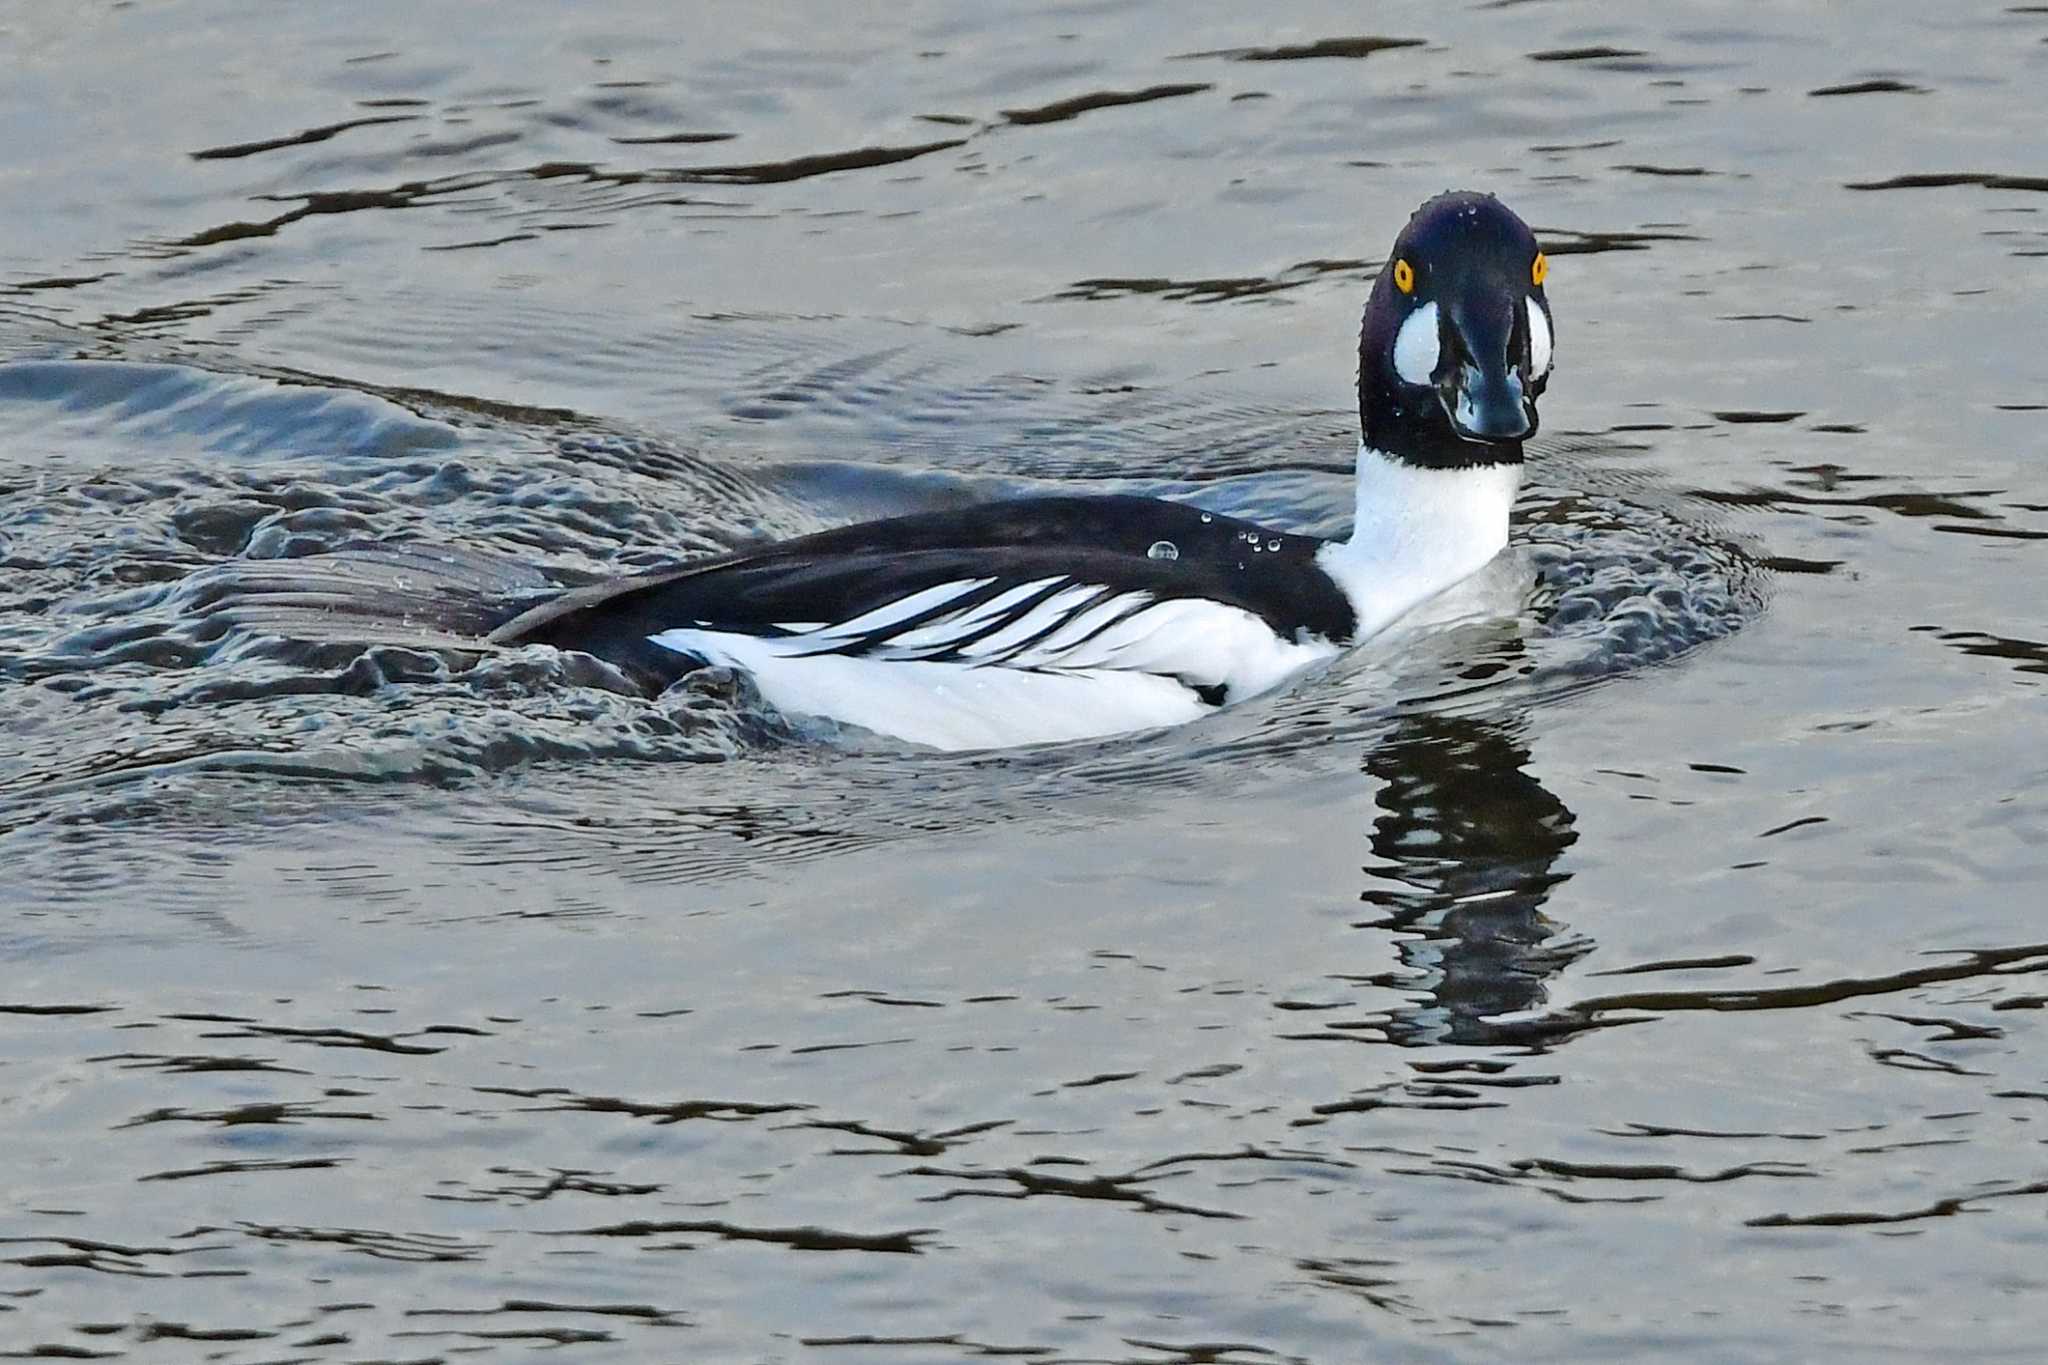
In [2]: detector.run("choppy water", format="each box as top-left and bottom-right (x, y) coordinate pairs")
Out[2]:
(2, 2), (2044, 1360)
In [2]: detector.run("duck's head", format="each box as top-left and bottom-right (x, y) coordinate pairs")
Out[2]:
(1358, 191), (1553, 468)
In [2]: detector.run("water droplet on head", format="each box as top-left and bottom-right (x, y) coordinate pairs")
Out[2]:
(1267, 538), (1282, 552)
(1199, 513), (1212, 524)
(1147, 540), (1179, 562)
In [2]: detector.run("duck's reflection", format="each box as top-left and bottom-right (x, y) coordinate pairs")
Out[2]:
(1360, 713), (1584, 1045)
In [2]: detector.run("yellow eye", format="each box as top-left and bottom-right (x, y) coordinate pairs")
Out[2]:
(1532, 252), (1549, 287)
(1392, 258), (1415, 294)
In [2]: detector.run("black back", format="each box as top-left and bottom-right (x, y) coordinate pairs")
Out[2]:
(496, 495), (1359, 680)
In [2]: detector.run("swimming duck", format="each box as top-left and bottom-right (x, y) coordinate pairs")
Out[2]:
(215, 191), (1554, 751)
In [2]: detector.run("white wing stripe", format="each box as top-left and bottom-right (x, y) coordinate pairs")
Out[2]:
(938, 576), (1069, 636)
(882, 576), (1068, 653)
(810, 577), (994, 639)
(959, 586), (1106, 660)
(1002, 591), (1154, 667)
(1037, 600), (1177, 670)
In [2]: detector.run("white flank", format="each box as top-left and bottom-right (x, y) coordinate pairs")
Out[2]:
(1003, 596), (1335, 689)
(650, 597), (1337, 751)
(1315, 441), (1520, 639)
(1528, 297), (1553, 376)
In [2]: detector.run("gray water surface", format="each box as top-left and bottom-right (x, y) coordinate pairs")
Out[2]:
(2, 2), (2045, 1360)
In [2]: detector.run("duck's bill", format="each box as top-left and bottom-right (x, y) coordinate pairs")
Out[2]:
(1445, 360), (1534, 443)
(1437, 299), (1536, 443)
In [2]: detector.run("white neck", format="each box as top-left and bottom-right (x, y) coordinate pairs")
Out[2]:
(1315, 441), (1521, 639)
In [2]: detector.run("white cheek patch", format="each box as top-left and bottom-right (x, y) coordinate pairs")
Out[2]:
(1527, 297), (1553, 376)
(1392, 300), (1440, 386)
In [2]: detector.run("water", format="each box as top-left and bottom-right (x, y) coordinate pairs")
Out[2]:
(2, 1), (2044, 1359)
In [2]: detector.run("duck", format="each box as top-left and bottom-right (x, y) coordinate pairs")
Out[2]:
(212, 191), (1554, 751)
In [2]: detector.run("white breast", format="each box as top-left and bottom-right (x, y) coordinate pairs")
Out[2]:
(1315, 442), (1520, 637)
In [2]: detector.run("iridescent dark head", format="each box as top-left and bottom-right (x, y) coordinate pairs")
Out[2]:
(1357, 192), (1554, 468)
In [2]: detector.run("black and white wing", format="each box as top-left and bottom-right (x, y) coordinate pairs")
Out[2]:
(491, 495), (1357, 748)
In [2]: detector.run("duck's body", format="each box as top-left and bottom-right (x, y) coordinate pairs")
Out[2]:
(490, 448), (1522, 750)
(202, 191), (1556, 751)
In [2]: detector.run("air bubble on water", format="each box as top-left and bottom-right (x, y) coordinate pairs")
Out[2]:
(1147, 540), (1179, 561)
